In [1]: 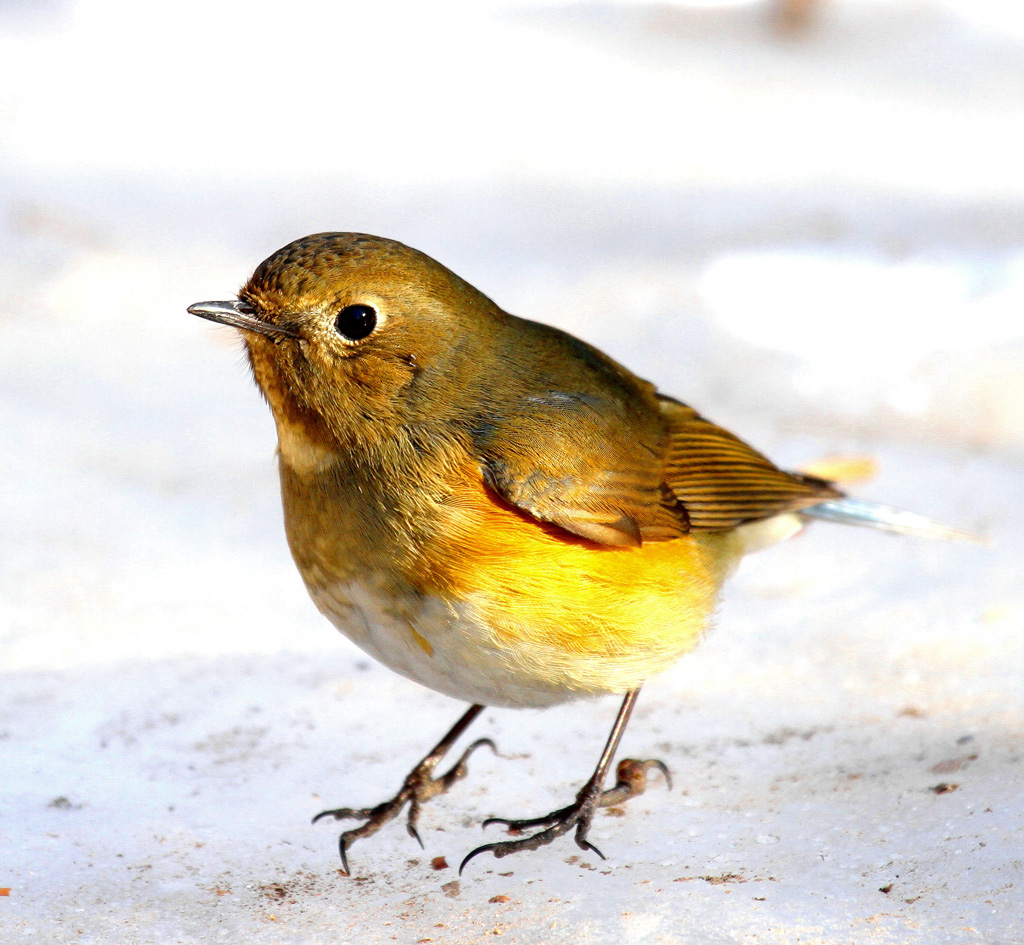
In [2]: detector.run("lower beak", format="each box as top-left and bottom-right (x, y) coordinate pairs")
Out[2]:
(188, 300), (299, 340)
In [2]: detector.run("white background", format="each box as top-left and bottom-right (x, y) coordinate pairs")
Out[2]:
(2, 1), (1022, 942)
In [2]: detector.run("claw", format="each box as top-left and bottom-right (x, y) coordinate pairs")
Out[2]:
(652, 759), (673, 792)
(459, 841), (500, 875)
(407, 821), (424, 848)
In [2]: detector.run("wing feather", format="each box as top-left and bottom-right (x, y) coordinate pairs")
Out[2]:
(659, 396), (840, 531)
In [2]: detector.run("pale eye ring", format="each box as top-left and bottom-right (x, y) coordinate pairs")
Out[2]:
(335, 304), (377, 341)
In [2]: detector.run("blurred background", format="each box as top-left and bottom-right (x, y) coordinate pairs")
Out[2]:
(4, 0), (1023, 451)
(3, 1), (1022, 942)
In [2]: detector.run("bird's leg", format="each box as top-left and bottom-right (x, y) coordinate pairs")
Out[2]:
(313, 703), (494, 875)
(460, 689), (669, 873)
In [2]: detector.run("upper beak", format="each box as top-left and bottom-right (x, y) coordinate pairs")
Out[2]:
(187, 300), (300, 340)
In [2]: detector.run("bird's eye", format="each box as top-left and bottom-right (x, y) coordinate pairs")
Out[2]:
(335, 304), (377, 341)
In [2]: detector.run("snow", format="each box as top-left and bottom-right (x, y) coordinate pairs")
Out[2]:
(1, 1), (1022, 942)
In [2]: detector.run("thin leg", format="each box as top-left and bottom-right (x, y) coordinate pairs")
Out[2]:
(313, 703), (493, 875)
(460, 688), (669, 874)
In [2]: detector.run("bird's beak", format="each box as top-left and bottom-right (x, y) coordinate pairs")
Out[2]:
(188, 300), (300, 340)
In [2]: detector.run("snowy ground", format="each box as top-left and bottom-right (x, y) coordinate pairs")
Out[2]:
(2, 1), (1023, 943)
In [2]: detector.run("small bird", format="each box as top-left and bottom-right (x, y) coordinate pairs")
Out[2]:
(189, 233), (969, 875)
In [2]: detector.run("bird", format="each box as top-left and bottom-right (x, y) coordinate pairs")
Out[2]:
(188, 232), (970, 875)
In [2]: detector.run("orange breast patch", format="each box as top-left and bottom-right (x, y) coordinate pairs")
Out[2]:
(410, 474), (731, 662)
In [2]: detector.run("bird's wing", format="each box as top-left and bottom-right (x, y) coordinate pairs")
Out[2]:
(658, 395), (841, 531)
(472, 390), (840, 548)
(472, 386), (689, 548)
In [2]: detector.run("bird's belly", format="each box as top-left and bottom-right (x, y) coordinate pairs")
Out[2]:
(306, 531), (731, 709)
(309, 575), (581, 707)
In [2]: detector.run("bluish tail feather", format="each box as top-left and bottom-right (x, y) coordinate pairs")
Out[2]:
(801, 498), (981, 543)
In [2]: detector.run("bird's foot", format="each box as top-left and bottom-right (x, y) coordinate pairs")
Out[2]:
(459, 756), (670, 874)
(313, 736), (496, 875)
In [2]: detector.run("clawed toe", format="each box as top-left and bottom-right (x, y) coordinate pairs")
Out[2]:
(599, 757), (672, 807)
(481, 805), (571, 832)
(312, 802), (385, 825)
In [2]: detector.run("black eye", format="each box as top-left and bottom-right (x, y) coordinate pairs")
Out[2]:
(335, 304), (377, 341)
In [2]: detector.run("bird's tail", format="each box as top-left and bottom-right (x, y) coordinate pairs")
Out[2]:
(800, 498), (981, 543)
